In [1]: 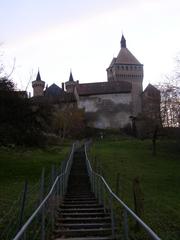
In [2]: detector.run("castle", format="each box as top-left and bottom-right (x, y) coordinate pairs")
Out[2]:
(32, 35), (160, 129)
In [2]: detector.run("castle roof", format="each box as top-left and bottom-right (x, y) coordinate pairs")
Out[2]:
(109, 58), (116, 68)
(76, 81), (131, 96)
(69, 71), (74, 82)
(108, 35), (142, 68)
(44, 83), (63, 97)
(36, 71), (42, 81)
(142, 84), (160, 95)
(116, 47), (141, 65)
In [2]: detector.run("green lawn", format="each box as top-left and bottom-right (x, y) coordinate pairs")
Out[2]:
(90, 139), (180, 240)
(0, 144), (70, 216)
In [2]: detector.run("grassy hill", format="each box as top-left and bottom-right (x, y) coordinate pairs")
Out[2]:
(0, 144), (70, 216)
(90, 138), (180, 240)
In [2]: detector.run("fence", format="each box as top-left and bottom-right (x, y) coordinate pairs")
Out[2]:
(0, 143), (76, 240)
(85, 142), (161, 240)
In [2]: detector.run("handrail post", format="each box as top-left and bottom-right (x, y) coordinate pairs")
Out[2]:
(110, 194), (115, 238)
(98, 164), (103, 204)
(40, 168), (45, 240)
(116, 172), (120, 196)
(62, 161), (65, 195)
(123, 208), (129, 240)
(18, 180), (28, 231)
(59, 164), (63, 197)
(51, 165), (55, 186)
(102, 183), (106, 213)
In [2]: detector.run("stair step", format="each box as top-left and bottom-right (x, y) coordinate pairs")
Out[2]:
(57, 217), (111, 224)
(54, 228), (112, 238)
(58, 212), (110, 218)
(64, 197), (97, 200)
(63, 200), (98, 204)
(55, 223), (111, 229)
(65, 193), (95, 199)
(60, 204), (103, 208)
(52, 148), (116, 240)
(54, 237), (115, 240)
(59, 208), (105, 213)
(65, 196), (95, 199)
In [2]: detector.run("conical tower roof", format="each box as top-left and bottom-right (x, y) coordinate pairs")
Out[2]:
(116, 35), (141, 65)
(36, 70), (42, 81)
(69, 71), (74, 82)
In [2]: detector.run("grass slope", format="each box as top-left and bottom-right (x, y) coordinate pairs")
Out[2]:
(91, 139), (180, 240)
(0, 144), (70, 216)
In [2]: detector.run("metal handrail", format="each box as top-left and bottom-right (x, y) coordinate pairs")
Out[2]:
(12, 143), (76, 240)
(84, 143), (161, 240)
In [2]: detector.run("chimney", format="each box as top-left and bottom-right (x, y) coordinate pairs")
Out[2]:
(62, 82), (64, 91)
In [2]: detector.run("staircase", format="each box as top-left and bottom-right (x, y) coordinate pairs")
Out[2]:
(53, 148), (116, 240)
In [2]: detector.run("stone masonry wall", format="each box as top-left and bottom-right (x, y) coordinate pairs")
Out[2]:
(78, 93), (132, 129)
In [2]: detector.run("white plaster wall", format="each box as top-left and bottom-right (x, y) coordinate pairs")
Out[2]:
(78, 96), (98, 112)
(78, 93), (131, 112)
(78, 93), (132, 129)
(91, 111), (131, 129)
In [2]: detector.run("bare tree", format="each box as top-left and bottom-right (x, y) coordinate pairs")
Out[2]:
(52, 105), (85, 139)
(158, 69), (180, 128)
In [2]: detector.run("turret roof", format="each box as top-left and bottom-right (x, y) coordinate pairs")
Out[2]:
(69, 71), (74, 82)
(44, 83), (63, 96)
(36, 71), (42, 81)
(116, 47), (141, 65)
(108, 35), (142, 68)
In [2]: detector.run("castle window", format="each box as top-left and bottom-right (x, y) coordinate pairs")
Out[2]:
(126, 66), (128, 70)
(122, 66), (124, 70)
(97, 98), (102, 104)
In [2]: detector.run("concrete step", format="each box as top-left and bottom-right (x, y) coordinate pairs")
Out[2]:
(58, 212), (110, 218)
(59, 208), (105, 214)
(56, 217), (111, 224)
(63, 199), (99, 205)
(52, 148), (116, 240)
(60, 204), (103, 209)
(54, 228), (112, 238)
(65, 194), (95, 197)
(63, 199), (98, 203)
(55, 223), (111, 230)
(54, 237), (115, 240)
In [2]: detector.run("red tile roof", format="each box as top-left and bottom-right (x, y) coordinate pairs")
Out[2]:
(76, 81), (132, 96)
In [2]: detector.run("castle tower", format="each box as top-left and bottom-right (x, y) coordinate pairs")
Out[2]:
(32, 71), (45, 97)
(65, 71), (77, 93)
(107, 35), (144, 116)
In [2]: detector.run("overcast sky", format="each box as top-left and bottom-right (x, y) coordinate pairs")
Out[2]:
(1, 0), (180, 93)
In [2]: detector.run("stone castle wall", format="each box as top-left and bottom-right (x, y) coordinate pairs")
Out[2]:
(78, 93), (132, 129)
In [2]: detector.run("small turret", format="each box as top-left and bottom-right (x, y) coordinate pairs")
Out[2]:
(65, 71), (77, 93)
(121, 34), (126, 48)
(32, 71), (45, 97)
(69, 71), (74, 82)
